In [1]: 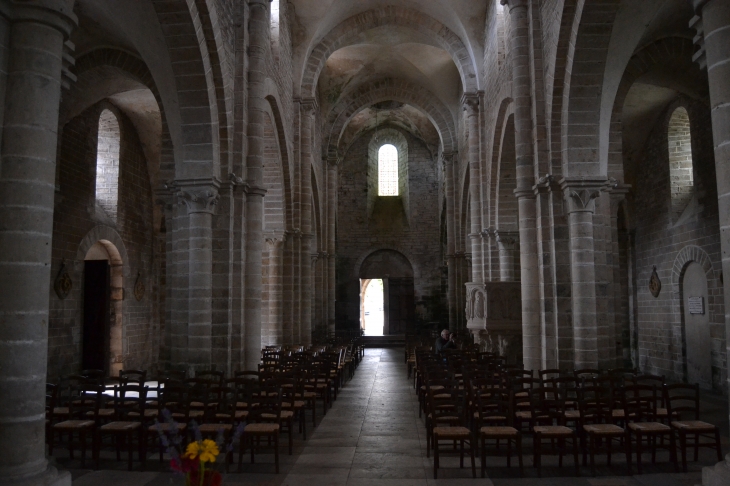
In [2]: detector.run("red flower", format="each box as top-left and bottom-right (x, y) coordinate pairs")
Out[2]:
(188, 470), (222, 486)
(170, 457), (199, 473)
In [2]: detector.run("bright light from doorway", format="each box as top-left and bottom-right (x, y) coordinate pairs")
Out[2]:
(361, 279), (384, 336)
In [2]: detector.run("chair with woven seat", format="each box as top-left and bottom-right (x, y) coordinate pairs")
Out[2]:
(474, 387), (522, 477)
(665, 383), (723, 472)
(149, 382), (189, 462)
(530, 387), (579, 478)
(623, 383), (676, 474)
(49, 383), (102, 468)
(240, 386), (283, 473)
(427, 382), (476, 479)
(578, 385), (631, 476)
(98, 383), (147, 470)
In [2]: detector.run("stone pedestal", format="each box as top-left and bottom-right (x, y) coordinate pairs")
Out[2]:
(465, 282), (523, 365)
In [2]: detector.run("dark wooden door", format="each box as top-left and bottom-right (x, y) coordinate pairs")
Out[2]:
(387, 277), (414, 335)
(83, 260), (110, 372)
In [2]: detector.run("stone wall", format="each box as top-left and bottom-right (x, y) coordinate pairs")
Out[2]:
(632, 98), (726, 391)
(47, 101), (159, 380)
(336, 127), (446, 332)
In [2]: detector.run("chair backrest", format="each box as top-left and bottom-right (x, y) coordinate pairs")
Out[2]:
(474, 387), (512, 428)
(664, 383), (700, 420)
(426, 379), (463, 423)
(622, 383), (657, 422)
(116, 383), (148, 420)
(578, 385), (612, 424)
(195, 370), (224, 385)
(46, 383), (58, 419)
(119, 369), (147, 385)
(248, 385), (282, 424)
(71, 383), (103, 421)
(538, 369), (562, 384)
(530, 386), (566, 425)
(574, 368), (602, 381)
(160, 382), (189, 419)
(80, 369), (106, 385)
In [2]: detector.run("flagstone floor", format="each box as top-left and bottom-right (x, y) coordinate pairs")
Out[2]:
(58, 348), (726, 485)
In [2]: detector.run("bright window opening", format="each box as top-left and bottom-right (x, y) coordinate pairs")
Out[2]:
(361, 279), (384, 336)
(96, 109), (120, 222)
(668, 107), (694, 224)
(378, 144), (398, 196)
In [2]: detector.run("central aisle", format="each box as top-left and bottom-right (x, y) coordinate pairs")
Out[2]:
(279, 347), (478, 486)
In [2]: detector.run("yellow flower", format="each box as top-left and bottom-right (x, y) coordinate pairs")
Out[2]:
(183, 441), (201, 460)
(198, 439), (220, 464)
(183, 439), (220, 463)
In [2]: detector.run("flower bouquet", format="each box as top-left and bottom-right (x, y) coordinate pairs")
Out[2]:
(155, 410), (245, 486)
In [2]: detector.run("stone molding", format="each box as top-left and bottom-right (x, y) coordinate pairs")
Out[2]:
(689, 14), (707, 69)
(461, 92), (480, 114)
(298, 97), (318, 115)
(500, 0), (528, 11)
(244, 184), (267, 197)
(6, 0), (77, 37)
(495, 231), (518, 250)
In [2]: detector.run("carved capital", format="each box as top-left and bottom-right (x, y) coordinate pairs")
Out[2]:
(559, 177), (608, 214)
(495, 231), (518, 250)
(244, 184), (267, 197)
(265, 235), (286, 251)
(500, 0), (528, 11)
(461, 93), (480, 115)
(299, 98), (318, 116)
(442, 151), (458, 165)
(177, 188), (220, 215)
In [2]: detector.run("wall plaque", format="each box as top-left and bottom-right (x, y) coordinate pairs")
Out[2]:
(688, 296), (704, 315)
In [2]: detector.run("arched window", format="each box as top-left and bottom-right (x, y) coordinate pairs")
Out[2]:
(96, 109), (120, 222)
(668, 107), (693, 224)
(270, 0), (280, 40)
(378, 144), (398, 196)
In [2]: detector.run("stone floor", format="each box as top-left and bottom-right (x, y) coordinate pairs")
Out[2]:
(54, 348), (728, 485)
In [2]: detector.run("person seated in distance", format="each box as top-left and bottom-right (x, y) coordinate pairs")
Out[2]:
(435, 329), (456, 354)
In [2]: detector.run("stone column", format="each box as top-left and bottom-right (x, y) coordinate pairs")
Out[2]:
(0, 1), (75, 485)
(300, 99), (316, 345)
(243, 0), (269, 369)
(177, 185), (219, 370)
(463, 94), (483, 284)
(496, 231), (518, 282)
(559, 178), (604, 369)
(266, 236), (285, 344)
(444, 152), (457, 330)
(502, 0), (541, 370)
(691, 2), (730, 478)
(326, 161), (337, 337)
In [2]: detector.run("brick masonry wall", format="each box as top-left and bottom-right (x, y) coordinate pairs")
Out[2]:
(632, 98), (726, 391)
(336, 127), (446, 330)
(48, 101), (158, 380)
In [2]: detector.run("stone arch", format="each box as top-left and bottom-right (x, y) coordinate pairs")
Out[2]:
(263, 90), (294, 230)
(353, 245), (419, 280)
(151, 0), (220, 179)
(65, 48), (172, 185)
(75, 226), (130, 376)
(488, 97), (514, 228)
(299, 6), (478, 98)
(325, 79), (456, 159)
(558, 0), (622, 177)
(672, 245), (718, 386)
(608, 37), (701, 183)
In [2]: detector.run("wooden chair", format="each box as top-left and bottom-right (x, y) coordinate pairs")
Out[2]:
(427, 382), (476, 479)
(98, 383), (147, 470)
(49, 383), (102, 468)
(624, 383), (676, 474)
(240, 386), (282, 473)
(475, 387), (522, 477)
(578, 385), (631, 476)
(665, 383), (723, 472)
(149, 382), (188, 462)
(530, 387), (579, 478)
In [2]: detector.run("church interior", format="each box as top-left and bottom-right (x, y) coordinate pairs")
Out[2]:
(1, 0), (730, 484)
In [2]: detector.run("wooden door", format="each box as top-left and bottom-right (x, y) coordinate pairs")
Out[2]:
(83, 260), (110, 372)
(387, 277), (414, 335)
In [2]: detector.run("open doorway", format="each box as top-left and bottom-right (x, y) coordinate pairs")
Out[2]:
(83, 240), (124, 376)
(361, 278), (384, 336)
